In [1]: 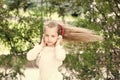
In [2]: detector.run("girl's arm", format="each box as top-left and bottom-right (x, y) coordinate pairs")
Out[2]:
(55, 45), (66, 61)
(27, 44), (43, 61)
(27, 36), (45, 61)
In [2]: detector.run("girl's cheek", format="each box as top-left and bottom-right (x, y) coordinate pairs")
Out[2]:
(44, 38), (47, 42)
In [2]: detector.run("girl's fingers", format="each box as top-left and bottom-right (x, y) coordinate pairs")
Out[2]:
(58, 35), (62, 39)
(56, 35), (63, 46)
(41, 35), (46, 46)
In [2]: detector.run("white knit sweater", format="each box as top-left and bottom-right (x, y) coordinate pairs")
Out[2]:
(27, 44), (66, 80)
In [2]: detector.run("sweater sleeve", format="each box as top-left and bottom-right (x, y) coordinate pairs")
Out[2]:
(27, 44), (43, 61)
(55, 45), (66, 61)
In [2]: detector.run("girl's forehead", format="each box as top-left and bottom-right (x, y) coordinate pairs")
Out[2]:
(44, 27), (58, 34)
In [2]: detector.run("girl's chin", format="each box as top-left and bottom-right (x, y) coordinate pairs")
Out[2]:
(46, 43), (55, 47)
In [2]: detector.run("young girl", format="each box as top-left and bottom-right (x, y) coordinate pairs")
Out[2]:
(26, 21), (103, 80)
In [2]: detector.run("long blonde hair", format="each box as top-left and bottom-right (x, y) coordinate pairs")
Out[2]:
(44, 21), (103, 42)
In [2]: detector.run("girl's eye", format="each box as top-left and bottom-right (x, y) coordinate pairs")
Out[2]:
(45, 34), (49, 37)
(51, 35), (55, 38)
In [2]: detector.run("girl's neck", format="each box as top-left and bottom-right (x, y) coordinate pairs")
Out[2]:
(46, 45), (55, 47)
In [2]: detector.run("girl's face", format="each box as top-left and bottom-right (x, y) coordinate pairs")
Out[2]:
(44, 27), (58, 47)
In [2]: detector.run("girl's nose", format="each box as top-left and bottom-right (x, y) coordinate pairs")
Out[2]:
(48, 36), (51, 40)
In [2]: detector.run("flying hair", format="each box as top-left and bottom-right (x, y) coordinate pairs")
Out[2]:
(44, 20), (103, 42)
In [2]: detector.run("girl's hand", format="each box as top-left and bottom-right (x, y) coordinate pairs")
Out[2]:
(56, 35), (63, 46)
(40, 35), (46, 47)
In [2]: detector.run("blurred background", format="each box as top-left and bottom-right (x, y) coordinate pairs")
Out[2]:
(0, 0), (120, 80)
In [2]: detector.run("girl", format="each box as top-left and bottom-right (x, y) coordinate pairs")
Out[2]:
(26, 21), (103, 80)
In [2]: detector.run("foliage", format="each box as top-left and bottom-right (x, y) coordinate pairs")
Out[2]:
(61, 0), (120, 80)
(0, 0), (44, 79)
